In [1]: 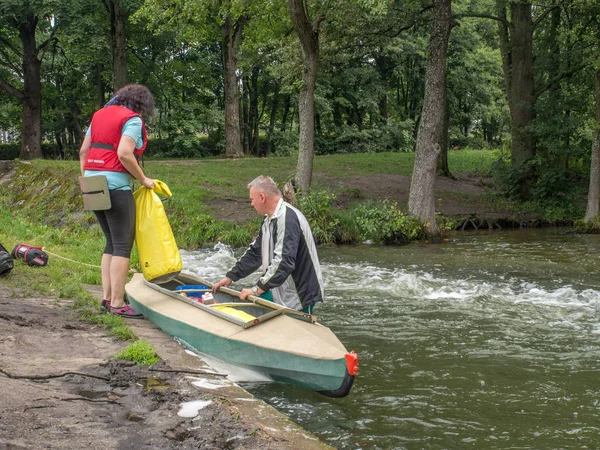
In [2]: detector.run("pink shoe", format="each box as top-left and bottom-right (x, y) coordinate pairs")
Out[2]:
(100, 299), (111, 312)
(109, 305), (143, 319)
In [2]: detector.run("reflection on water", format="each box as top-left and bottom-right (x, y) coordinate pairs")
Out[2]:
(183, 229), (600, 449)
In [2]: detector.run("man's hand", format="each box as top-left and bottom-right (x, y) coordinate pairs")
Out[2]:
(212, 276), (232, 294)
(240, 286), (263, 301)
(239, 288), (253, 300)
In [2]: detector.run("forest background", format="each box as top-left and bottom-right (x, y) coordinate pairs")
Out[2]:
(1, 0), (600, 236)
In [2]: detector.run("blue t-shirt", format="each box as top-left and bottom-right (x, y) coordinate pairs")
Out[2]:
(84, 116), (143, 191)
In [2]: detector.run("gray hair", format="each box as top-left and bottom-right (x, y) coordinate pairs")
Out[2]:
(247, 175), (281, 197)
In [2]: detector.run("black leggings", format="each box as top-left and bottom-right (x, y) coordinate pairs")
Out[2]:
(94, 190), (135, 258)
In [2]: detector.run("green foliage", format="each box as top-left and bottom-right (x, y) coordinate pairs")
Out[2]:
(352, 200), (424, 244)
(317, 120), (414, 154)
(294, 188), (426, 245)
(0, 144), (19, 160)
(269, 129), (298, 157)
(297, 190), (340, 245)
(114, 340), (160, 365)
(490, 151), (586, 221)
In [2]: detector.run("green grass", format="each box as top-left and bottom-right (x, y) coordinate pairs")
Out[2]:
(28, 148), (497, 204)
(1, 150), (500, 250)
(114, 339), (160, 365)
(0, 205), (136, 339)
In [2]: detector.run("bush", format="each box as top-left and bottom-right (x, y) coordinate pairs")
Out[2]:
(352, 200), (424, 244)
(269, 129), (298, 156)
(297, 190), (339, 245)
(314, 120), (414, 155)
(144, 136), (220, 159)
(0, 143), (19, 160)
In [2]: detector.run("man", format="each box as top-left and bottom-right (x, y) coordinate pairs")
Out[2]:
(212, 176), (324, 313)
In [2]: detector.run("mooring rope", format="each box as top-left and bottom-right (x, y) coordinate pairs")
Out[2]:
(42, 248), (102, 269)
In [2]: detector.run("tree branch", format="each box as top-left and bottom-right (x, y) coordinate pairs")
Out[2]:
(312, 15), (325, 34)
(0, 48), (22, 75)
(533, 5), (559, 28)
(534, 63), (587, 99)
(37, 23), (59, 61)
(0, 78), (24, 101)
(0, 35), (23, 58)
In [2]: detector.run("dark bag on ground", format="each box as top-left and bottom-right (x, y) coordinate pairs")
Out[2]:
(0, 242), (13, 276)
(11, 244), (49, 267)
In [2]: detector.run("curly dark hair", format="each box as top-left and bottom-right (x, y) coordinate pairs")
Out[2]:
(109, 84), (155, 121)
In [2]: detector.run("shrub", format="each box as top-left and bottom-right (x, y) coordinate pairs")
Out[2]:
(352, 200), (424, 244)
(269, 129), (297, 156)
(0, 143), (19, 160)
(297, 190), (339, 245)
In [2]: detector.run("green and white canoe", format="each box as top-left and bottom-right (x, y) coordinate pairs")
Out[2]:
(125, 272), (358, 397)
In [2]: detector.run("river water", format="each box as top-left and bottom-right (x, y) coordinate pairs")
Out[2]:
(181, 228), (600, 449)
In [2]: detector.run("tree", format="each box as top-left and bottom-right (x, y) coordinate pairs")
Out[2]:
(137, 0), (246, 158)
(585, 68), (600, 222)
(408, 0), (452, 234)
(288, 0), (324, 192)
(0, 1), (58, 159)
(102, 0), (128, 91)
(496, 0), (535, 198)
(221, 13), (244, 158)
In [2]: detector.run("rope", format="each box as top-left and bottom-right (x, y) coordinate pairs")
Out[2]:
(42, 248), (102, 269)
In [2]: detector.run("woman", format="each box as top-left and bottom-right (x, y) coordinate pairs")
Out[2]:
(79, 84), (155, 318)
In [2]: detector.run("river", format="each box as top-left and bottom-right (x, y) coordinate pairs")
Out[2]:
(181, 228), (600, 449)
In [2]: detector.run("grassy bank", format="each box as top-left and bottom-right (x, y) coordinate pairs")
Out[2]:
(1, 150), (498, 248)
(0, 151), (499, 314)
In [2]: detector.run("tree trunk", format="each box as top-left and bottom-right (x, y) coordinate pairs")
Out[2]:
(93, 64), (105, 108)
(242, 75), (250, 154)
(250, 65), (260, 155)
(19, 15), (43, 160)
(280, 94), (291, 131)
(288, 0), (322, 192)
(375, 52), (389, 122)
(103, 0), (128, 91)
(497, 0), (536, 199)
(221, 14), (244, 158)
(437, 93), (451, 177)
(408, 0), (452, 234)
(266, 89), (278, 156)
(585, 69), (600, 222)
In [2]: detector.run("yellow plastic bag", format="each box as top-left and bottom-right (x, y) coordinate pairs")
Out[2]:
(133, 180), (182, 284)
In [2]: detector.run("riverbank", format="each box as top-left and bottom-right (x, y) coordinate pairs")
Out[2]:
(0, 282), (332, 449)
(1, 154), (572, 252)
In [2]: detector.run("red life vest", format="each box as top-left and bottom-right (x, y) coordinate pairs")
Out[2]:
(83, 105), (147, 173)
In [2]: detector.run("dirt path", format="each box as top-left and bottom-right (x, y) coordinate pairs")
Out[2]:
(207, 171), (518, 226)
(0, 288), (332, 450)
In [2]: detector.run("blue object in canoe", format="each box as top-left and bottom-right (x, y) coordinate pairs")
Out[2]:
(175, 284), (209, 299)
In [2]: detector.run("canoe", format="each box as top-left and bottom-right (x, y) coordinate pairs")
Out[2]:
(125, 272), (358, 397)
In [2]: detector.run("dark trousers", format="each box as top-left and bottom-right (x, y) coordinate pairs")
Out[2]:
(94, 190), (135, 258)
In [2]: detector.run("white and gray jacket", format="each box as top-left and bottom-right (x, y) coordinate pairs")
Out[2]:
(226, 199), (325, 310)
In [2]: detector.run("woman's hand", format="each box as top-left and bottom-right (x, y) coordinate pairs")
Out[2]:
(141, 177), (155, 190)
